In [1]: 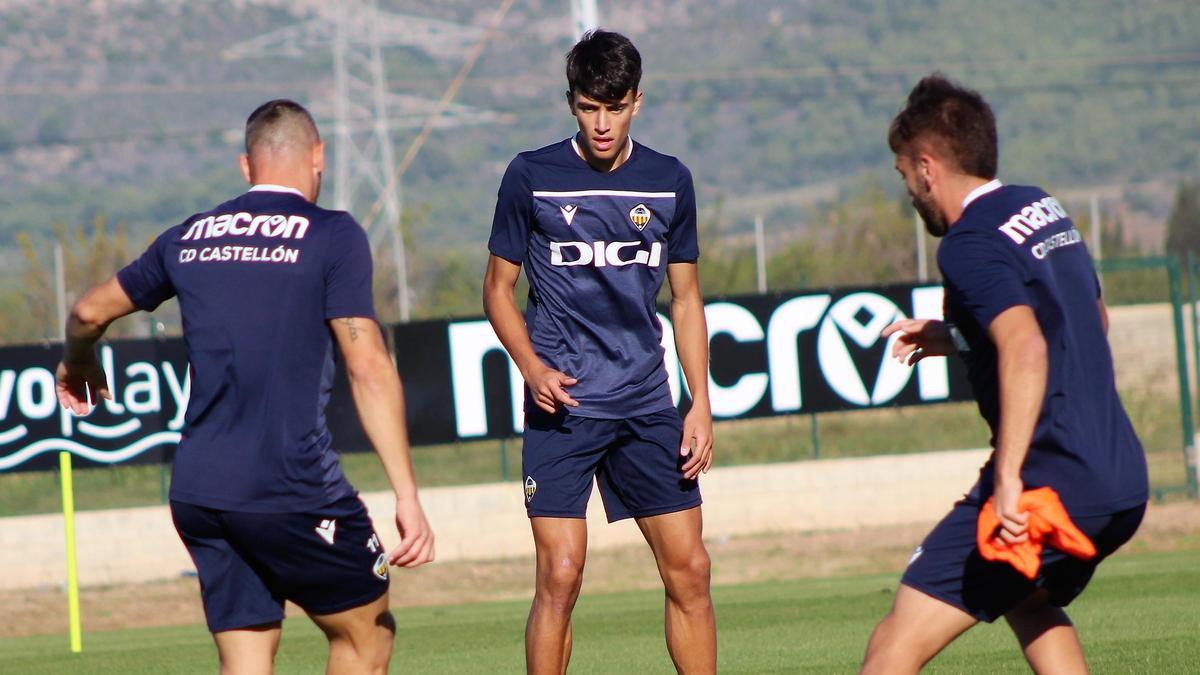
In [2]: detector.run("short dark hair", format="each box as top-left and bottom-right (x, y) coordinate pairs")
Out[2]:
(244, 99), (319, 155)
(565, 29), (642, 102)
(888, 74), (997, 180)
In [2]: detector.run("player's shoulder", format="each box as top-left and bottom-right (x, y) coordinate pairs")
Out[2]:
(514, 138), (573, 167)
(631, 140), (691, 179)
(497, 139), (572, 189)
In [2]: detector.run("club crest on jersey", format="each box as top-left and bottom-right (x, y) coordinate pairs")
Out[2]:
(559, 204), (578, 226)
(372, 553), (389, 580)
(524, 476), (537, 504)
(629, 203), (651, 230)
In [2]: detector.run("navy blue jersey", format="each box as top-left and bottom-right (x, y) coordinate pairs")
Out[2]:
(117, 186), (373, 512)
(938, 182), (1148, 516)
(488, 137), (699, 418)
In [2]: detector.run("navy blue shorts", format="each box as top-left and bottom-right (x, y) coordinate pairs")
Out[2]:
(901, 495), (1146, 623)
(171, 494), (390, 633)
(522, 406), (701, 522)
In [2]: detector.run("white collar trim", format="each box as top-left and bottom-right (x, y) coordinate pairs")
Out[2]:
(962, 179), (1002, 210)
(571, 135), (633, 166)
(249, 184), (305, 198)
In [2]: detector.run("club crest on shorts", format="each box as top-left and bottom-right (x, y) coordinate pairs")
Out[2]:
(372, 553), (389, 580)
(524, 476), (537, 504)
(315, 518), (337, 545)
(629, 203), (651, 230)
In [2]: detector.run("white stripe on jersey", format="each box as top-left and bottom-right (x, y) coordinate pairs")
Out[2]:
(532, 190), (676, 198)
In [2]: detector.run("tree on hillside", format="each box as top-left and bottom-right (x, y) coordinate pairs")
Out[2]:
(1165, 179), (1200, 259)
(768, 176), (919, 291)
(5, 216), (141, 345)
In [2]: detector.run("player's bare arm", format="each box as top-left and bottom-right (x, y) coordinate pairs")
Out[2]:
(56, 275), (139, 415)
(987, 305), (1048, 546)
(482, 254), (579, 413)
(331, 316), (434, 568)
(881, 318), (956, 366)
(668, 261), (713, 479)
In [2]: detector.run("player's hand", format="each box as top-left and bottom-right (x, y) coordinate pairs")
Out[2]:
(991, 476), (1029, 546)
(388, 494), (435, 568)
(680, 404), (713, 480)
(55, 354), (111, 415)
(881, 318), (954, 366)
(525, 364), (579, 414)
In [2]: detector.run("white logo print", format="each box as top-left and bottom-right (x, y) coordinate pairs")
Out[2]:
(559, 204), (578, 226)
(907, 545), (924, 567)
(315, 518), (337, 545)
(817, 293), (912, 405)
(524, 476), (537, 504)
(549, 241), (663, 268)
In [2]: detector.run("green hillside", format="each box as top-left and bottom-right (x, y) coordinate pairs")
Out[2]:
(1, 0), (1197, 334)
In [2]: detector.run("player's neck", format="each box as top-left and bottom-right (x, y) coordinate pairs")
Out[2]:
(941, 174), (991, 226)
(248, 172), (314, 202)
(573, 134), (632, 173)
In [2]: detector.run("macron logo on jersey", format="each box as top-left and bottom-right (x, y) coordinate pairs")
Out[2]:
(996, 197), (1069, 245)
(550, 241), (663, 268)
(559, 204), (578, 226)
(181, 212), (311, 241)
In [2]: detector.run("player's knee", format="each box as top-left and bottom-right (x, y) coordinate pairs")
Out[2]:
(329, 627), (393, 674)
(663, 550), (712, 605)
(537, 554), (585, 605)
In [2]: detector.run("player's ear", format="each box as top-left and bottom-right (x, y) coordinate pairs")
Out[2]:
(238, 154), (253, 185)
(632, 90), (643, 117)
(916, 152), (936, 185)
(565, 90), (576, 114)
(313, 140), (326, 174)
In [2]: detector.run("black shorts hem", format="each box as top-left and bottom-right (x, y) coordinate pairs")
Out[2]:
(299, 584), (390, 618)
(899, 579), (1000, 624)
(527, 509), (588, 520)
(207, 612), (285, 634)
(608, 497), (703, 524)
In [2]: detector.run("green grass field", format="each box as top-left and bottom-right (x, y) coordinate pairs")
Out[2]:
(2, 549), (1197, 674)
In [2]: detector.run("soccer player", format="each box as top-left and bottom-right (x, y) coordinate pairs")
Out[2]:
(483, 30), (716, 675)
(55, 100), (433, 675)
(860, 75), (1148, 674)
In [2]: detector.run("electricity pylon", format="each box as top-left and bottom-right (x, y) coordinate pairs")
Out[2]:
(225, 2), (493, 321)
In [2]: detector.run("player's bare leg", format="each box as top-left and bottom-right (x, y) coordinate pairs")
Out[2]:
(637, 506), (716, 675)
(860, 584), (977, 674)
(1005, 590), (1088, 675)
(213, 622), (282, 675)
(309, 591), (396, 675)
(527, 517), (588, 675)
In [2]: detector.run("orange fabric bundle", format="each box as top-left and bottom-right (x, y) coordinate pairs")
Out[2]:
(976, 486), (1097, 580)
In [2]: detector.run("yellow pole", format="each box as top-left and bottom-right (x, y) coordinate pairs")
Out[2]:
(59, 451), (82, 653)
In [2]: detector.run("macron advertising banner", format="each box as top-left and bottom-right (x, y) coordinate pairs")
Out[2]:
(0, 283), (971, 472)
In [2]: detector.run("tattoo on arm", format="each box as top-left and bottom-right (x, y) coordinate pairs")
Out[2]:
(340, 317), (360, 342)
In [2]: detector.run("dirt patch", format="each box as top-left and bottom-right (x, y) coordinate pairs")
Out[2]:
(4, 500), (1198, 639)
